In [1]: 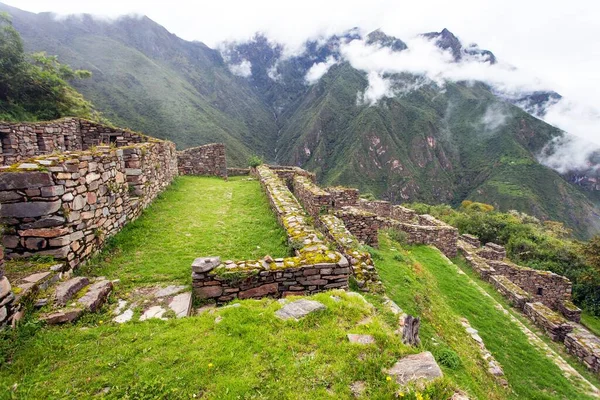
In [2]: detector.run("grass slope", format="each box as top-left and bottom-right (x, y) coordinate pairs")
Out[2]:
(374, 235), (598, 399)
(78, 176), (289, 287)
(0, 291), (416, 399)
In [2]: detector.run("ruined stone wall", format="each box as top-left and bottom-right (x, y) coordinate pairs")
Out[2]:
(524, 302), (573, 342)
(381, 218), (458, 258)
(327, 187), (359, 209)
(0, 141), (177, 269)
(0, 118), (150, 166)
(177, 144), (227, 177)
(0, 218), (16, 328)
(335, 207), (380, 247)
(391, 205), (418, 223)
(293, 175), (331, 218)
(227, 168), (250, 176)
(192, 166), (349, 303)
(565, 327), (600, 374)
(268, 166), (316, 189)
(358, 199), (393, 217)
(486, 260), (571, 309)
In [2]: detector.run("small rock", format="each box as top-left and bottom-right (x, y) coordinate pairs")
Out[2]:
(215, 316), (223, 324)
(168, 292), (192, 318)
(275, 299), (326, 321)
(155, 285), (187, 298)
(113, 309), (134, 323)
(139, 306), (166, 321)
(350, 381), (366, 398)
(40, 308), (83, 325)
(113, 299), (128, 315)
(347, 334), (376, 345)
(22, 271), (52, 284)
(34, 298), (49, 308)
(330, 295), (341, 302)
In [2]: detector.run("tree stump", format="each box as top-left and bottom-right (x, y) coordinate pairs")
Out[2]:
(402, 315), (421, 346)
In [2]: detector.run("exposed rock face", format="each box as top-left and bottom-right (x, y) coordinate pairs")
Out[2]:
(275, 299), (326, 321)
(385, 352), (443, 385)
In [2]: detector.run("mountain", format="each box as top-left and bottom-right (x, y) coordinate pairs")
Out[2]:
(2, 2), (599, 238)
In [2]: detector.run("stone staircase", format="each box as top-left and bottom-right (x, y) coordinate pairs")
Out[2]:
(111, 285), (192, 323)
(9, 264), (114, 325)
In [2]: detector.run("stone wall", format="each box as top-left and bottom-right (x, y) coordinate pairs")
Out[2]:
(565, 327), (600, 374)
(477, 243), (507, 261)
(334, 207), (380, 247)
(524, 302), (573, 342)
(486, 260), (571, 310)
(192, 165), (349, 303)
(0, 141), (177, 269)
(0, 118), (149, 166)
(490, 275), (531, 310)
(0, 223), (16, 328)
(227, 168), (250, 176)
(381, 218), (458, 258)
(327, 187), (359, 209)
(320, 214), (381, 291)
(460, 234), (481, 248)
(358, 199), (393, 217)
(268, 165), (316, 188)
(177, 144), (227, 178)
(293, 175), (331, 219)
(391, 205), (418, 223)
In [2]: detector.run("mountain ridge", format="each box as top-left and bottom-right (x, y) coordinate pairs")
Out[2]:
(1, 2), (599, 238)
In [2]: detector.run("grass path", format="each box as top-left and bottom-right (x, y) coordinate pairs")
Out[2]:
(374, 236), (599, 399)
(78, 176), (289, 287)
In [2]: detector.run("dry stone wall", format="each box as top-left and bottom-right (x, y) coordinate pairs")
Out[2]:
(524, 302), (573, 342)
(177, 144), (227, 177)
(327, 187), (359, 209)
(192, 166), (349, 303)
(0, 118), (149, 166)
(292, 175), (331, 218)
(334, 207), (380, 247)
(0, 140), (177, 269)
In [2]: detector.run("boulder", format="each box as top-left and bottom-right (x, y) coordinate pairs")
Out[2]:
(385, 351), (443, 385)
(275, 299), (326, 321)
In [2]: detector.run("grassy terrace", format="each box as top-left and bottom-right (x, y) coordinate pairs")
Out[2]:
(77, 176), (289, 287)
(374, 236), (600, 399)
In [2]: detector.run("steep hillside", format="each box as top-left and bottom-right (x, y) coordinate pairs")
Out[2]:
(2, 2), (599, 237)
(0, 3), (276, 166)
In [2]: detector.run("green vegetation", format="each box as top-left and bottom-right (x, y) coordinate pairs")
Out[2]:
(409, 202), (600, 317)
(0, 291), (421, 398)
(375, 235), (599, 399)
(0, 12), (94, 121)
(247, 155), (263, 168)
(78, 176), (288, 287)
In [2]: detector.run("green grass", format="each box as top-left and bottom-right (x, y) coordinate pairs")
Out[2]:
(78, 176), (289, 287)
(374, 235), (598, 399)
(0, 291), (426, 399)
(581, 312), (600, 337)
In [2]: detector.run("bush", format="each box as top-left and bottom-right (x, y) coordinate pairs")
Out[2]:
(248, 155), (263, 168)
(433, 346), (461, 369)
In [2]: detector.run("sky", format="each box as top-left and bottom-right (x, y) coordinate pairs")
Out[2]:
(4, 0), (600, 156)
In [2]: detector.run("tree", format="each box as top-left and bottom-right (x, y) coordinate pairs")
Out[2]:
(0, 12), (95, 121)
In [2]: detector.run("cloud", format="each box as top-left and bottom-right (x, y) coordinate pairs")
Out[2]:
(304, 56), (337, 85)
(480, 103), (509, 132)
(357, 72), (395, 105)
(228, 59), (252, 77)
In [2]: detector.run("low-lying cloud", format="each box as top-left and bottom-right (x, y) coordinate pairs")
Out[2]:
(305, 56), (337, 85)
(228, 59), (252, 77)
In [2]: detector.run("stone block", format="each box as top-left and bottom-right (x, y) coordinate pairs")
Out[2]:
(0, 172), (53, 190)
(1, 200), (61, 218)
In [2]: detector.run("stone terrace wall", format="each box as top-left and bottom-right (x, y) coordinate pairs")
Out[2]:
(391, 205), (418, 223)
(0, 118), (149, 166)
(293, 175), (331, 219)
(327, 187), (359, 209)
(0, 141), (177, 269)
(335, 207), (380, 247)
(486, 260), (571, 310)
(268, 165), (316, 188)
(177, 144), (227, 177)
(227, 168), (250, 176)
(192, 166), (349, 303)
(358, 199), (393, 217)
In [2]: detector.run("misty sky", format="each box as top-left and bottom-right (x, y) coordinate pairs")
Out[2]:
(4, 0), (599, 152)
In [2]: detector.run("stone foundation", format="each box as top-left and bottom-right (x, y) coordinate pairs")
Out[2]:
(177, 143), (227, 177)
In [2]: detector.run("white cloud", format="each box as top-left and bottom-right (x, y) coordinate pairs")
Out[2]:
(357, 71), (395, 105)
(481, 103), (509, 132)
(304, 56), (337, 85)
(228, 59), (252, 77)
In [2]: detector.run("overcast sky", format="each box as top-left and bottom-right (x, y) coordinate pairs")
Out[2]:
(4, 0), (600, 153)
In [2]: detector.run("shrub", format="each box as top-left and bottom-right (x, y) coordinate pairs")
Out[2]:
(433, 346), (461, 369)
(248, 155), (263, 168)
